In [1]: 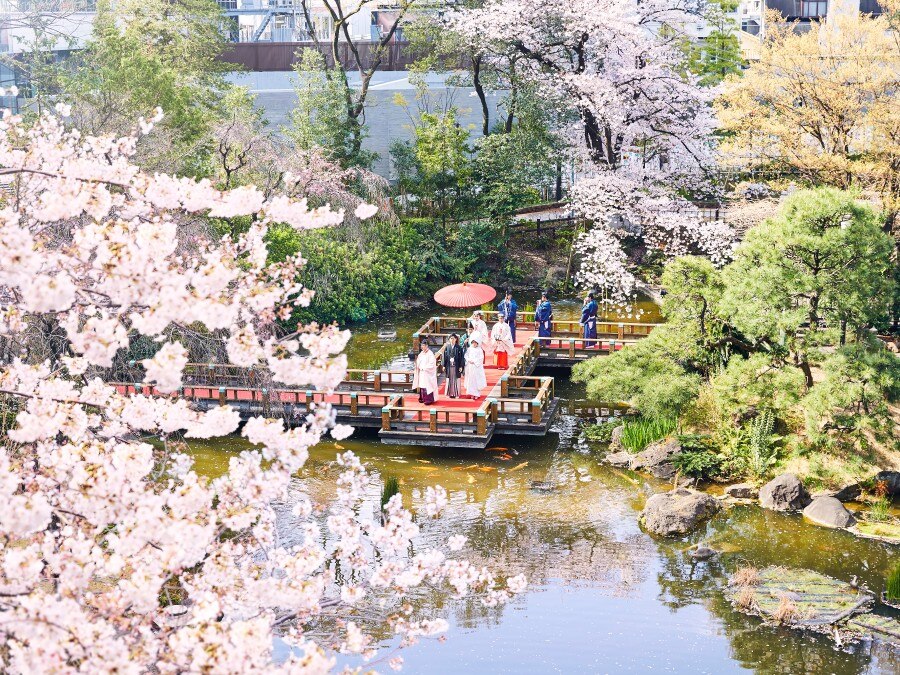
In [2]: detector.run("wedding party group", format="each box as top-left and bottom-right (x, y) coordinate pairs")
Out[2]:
(412, 289), (601, 406)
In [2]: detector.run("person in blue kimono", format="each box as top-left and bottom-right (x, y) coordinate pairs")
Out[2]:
(580, 291), (598, 348)
(535, 291), (553, 337)
(497, 290), (519, 344)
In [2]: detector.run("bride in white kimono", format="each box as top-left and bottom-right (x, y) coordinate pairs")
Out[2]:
(412, 340), (438, 404)
(469, 311), (493, 361)
(463, 338), (487, 399)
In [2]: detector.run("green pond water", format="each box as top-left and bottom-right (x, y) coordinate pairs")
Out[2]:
(186, 301), (900, 674)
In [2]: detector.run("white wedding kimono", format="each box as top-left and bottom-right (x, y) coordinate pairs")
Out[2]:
(412, 348), (438, 395)
(470, 318), (492, 357)
(490, 321), (514, 355)
(464, 345), (487, 396)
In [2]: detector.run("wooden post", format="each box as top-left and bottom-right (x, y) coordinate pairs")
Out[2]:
(617, 323), (625, 340)
(487, 398), (498, 422)
(373, 370), (382, 392)
(429, 409), (437, 433)
(500, 376), (508, 398)
(381, 405), (391, 431)
(218, 387), (226, 406)
(350, 392), (358, 416)
(533, 338), (541, 358)
(532, 398), (542, 424)
(476, 410), (486, 435)
(569, 338), (575, 359)
(412, 333), (420, 354)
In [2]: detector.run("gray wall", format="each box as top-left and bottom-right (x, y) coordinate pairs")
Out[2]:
(228, 71), (505, 178)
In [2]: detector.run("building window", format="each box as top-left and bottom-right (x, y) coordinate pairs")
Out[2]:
(741, 18), (760, 35)
(799, 0), (827, 17)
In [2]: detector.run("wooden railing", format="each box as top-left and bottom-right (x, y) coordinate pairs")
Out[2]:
(496, 375), (555, 424)
(380, 396), (497, 437)
(414, 315), (660, 350)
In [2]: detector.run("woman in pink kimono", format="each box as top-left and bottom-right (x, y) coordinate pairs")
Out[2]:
(412, 340), (438, 404)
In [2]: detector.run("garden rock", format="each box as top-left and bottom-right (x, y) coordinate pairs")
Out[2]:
(759, 473), (811, 511)
(872, 470), (900, 496)
(604, 451), (632, 468)
(631, 438), (681, 480)
(725, 483), (758, 499)
(608, 425), (625, 452)
(803, 496), (856, 529)
(828, 483), (861, 502)
(640, 488), (720, 536)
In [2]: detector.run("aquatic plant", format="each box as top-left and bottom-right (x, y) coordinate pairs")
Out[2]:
(381, 475), (401, 510)
(620, 417), (677, 453)
(735, 587), (757, 610)
(869, 495), (892, 523)
(582, 421), (620, 444)
(732, 566), (761, 588)
(772, 594), (801, 624)
(886, 562), (900, 602)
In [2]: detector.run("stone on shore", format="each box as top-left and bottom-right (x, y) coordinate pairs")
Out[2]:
(802, 496), (856, 529)
(605, 450), (632, 467)
(640, 488), (720, 536)
(631, 438), (681, 480)
(608, 425), (625, 452)
(759, 473), (811, 512)
(725, 483), (758, 499)
(872, 470), (900, 496)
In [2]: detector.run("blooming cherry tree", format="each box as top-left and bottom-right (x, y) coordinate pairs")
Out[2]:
(450, 0), (736, 293)
(0, 106), (522, 673)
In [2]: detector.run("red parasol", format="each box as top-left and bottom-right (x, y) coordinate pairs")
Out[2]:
(433, 282), (497, 308)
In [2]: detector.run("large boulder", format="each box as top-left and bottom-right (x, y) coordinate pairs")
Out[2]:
(725, 483), (758, 499)
(803, 496), (856, 529)
(759, 473), (812, 512)
(640, 488), (720, 536)
(829, 483), (862, 502)
(631, 438), (682, 480)
(873, 471), (900, 497)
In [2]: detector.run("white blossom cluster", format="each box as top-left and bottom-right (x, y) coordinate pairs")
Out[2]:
(0, 110), (524, 673)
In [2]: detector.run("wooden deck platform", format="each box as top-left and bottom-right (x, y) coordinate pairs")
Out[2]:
(112, 313), (659, 449)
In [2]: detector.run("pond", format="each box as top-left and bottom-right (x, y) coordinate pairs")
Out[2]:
(185, 301), (900, 674)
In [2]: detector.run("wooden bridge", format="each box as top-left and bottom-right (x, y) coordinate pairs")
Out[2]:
(112, 313), (659, 449)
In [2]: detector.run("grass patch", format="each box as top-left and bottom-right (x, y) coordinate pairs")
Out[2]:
(854, 521), (900, 542)
(620, 417), (677, 453)
(887, 561), (900, 604)
(381, 475), (400, 510)
(868, 495), (892, 523)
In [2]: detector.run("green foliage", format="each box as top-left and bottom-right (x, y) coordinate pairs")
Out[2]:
(619, 417), (678, 454)
(672, 444), (722, 480)
(582, 421), (620, 444)
(472, 109), (559, 216)
(801, 341), (900, 441)
(746, 410), (779, 478)
(886, 561), (900, 602)
(572, 326), (701, 420)
(286, 49), (374, 168)
(721, 188), (895, 350)
(381, 476), (401, 510)
(684, 0), (744, 86)
(63, 0), (231, 173)
(267, 223), (420, 325)
(710, 354), (805, 422)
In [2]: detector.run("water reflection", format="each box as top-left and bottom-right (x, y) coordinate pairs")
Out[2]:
(181, 302), (898, 674)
